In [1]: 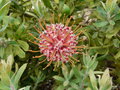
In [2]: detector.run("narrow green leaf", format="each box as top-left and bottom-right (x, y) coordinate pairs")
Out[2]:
(90, 61), (98, 71)
(69, 69), (74, 80)
(70, 82), (79, 89)
(62, 65), (68, 80)
(0, 47), (5, 58)
(13, 64), (27, 86)
(53, 76), (64, 82)
(73, 67), (80, 80)
(62, 4), (70, 15)
(0, 24), (8, 32)
(0, 1), (11, 16)
(113, 13), (120, 21)
(93, 21), (108, 28)
(7, 55), (13, 71)
(4, 45), (13, 58)
(13, 46), (25, 58)
(63, 80), (69, 86)
(56, 85), (65, 90)
(7, 41), (18, 45)
(42, 0), (52, 9)
(19, 86), (31, 90)
(24, 11), (38, 18)
(16, 23), (25, 36)
(17, 40), (29, 51)
(54, 0), (59, 3)
(99, 69), (112, 90)
(89, 70), (98, 90)
(109, 20), (115, 25)
(115, 51), (120, 59)
(96, 6), (107, 20)
(113, 39), (120, 48)
(106, 23), (120, 38)
(105, 0), (117, 13)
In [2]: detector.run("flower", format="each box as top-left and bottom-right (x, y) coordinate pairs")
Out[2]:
(39, 23), (78, 62)
(29, 16), (85, 69)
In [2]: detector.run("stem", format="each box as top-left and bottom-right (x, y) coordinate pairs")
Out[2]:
(79, 70), (89, 89)
(87, 44), (112, 49)
(33, 81), (39, 90)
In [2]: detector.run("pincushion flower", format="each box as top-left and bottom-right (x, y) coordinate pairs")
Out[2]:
(29, 15), (85, 69)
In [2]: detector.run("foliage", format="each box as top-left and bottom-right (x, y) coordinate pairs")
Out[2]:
(88, 0), (120, 56)
(88, 69), (112, 90)
(0, 0), (120, 89)
(86, 0), (120, 84)
(0, 0), (29, 59)
(0, 55), (30, 90)
(30, 70), (45, 90)
(53, 54), (113, 90)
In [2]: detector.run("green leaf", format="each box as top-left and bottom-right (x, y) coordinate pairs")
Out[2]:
(100, 1), (106, 11)
(113, 39), (120, 48)
(7, 41), (18, 45)
(113, 13), (120, 21)
(90, 61), (98, 71)
(0, 47), (5, 58)
(67, 88), (76, 90)
(93, 21), (108, 28)
(83, 54), (92, 67)
(0, 23), (8, 32)
(95, 7), (107, 20)
(31, 0), (46, 17)
(56, 85), (65, 90)
(54, 0), (59, 3)
(24, 11), (38, 18)
(106, 23), (120, 38)
(19, 86), (31, 90)
(0, 16), (10, 32)
(70, 82), (79, 90)
(13, 46), (25, 58)
(109, 20), (115, 25)
(30, 76), (37, 82)
(53, 76), (64, 82)
(105, 0), (117, 14)
(62, 64), (68, 80)
(106, 25), (114, 32)
(42, 0), (52, 9)
(92, 32), (98, 39)
(9, 17), (20, 25)
(88, 58), (98, 71)
(86, 87), (92, 90)
(62, 4), (70, 15)
(0, 82), (10, 90)
(17, 40), (29, 51)
(0, 1), (11, 16)
(83, 54), (88, 66)
(58, 0), (64, 12)
(99, 69), (112, 90)
(16, 23), (25, 36)
(89, 70), (98, 90)
(4, 45), (13, 58)
(115, 51), (120, 59)
(13, 64), (27, 87)
(73, 67), (80, 80)
(63, 80), (69, 86)
(69, 69), (74, 80)
(7, 55), (14, 71)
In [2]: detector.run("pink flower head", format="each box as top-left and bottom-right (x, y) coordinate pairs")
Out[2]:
(39, 23), (78, 62)
(29, 16), (85, 69)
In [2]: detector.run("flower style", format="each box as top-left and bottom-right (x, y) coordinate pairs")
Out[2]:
(29, 15), (85, 70)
